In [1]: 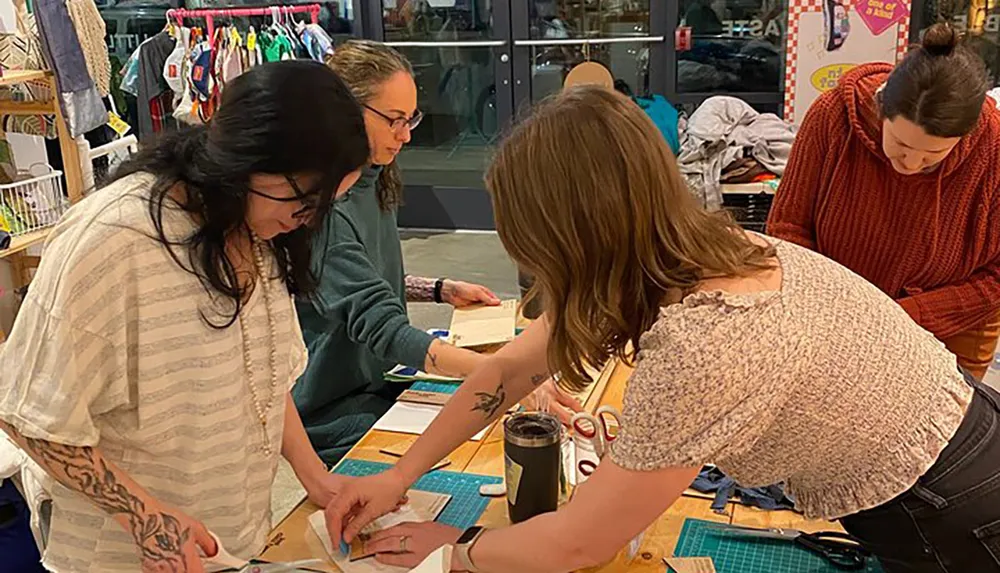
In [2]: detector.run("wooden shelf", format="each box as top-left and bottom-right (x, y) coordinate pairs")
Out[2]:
(0, 228), (50, 260)
(0, 69), (49, 87)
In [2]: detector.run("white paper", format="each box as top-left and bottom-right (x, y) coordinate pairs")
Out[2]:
(373, 402), (488, 441)
(0, 0), (16, 34)
(410, 545), (452, 573)
(386, 365), (462, 383)
(307, 490), (452, 573)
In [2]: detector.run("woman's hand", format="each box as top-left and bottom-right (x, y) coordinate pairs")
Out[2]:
(303, 470), (350, 510)
(442, 280), (501, 308)
(520, 378), (585, 425)
(365, 522), (463, 569)
(137, 504), (216, 573)
(325, 467), (410, 546)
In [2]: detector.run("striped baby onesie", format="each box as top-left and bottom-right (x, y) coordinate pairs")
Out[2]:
(0, 173), (307, 571)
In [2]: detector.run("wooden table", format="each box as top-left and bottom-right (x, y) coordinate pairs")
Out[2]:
(262, 360), (840, 571)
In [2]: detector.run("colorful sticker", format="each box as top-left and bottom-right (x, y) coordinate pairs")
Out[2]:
(857, 0), (910, 36)
(810, 63), (857, 91)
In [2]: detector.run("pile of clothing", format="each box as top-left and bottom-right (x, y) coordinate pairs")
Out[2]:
(677, 96), (797, 211)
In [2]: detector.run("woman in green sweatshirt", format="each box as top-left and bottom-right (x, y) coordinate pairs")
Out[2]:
(294, 41), (500, 464)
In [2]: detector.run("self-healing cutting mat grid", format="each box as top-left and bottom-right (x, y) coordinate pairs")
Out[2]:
(674, 519), (885, 573)
(334, 459), (502, 530)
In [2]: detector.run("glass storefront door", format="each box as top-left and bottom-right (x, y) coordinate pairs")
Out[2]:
(514, 1), (663, 104)
(376, 1), (514, 190)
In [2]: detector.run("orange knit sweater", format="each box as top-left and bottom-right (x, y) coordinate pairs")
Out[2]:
(767, 63), (1000, 343)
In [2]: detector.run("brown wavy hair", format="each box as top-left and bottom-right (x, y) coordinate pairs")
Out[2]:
(326, 40), (413, 210)
(486, 87), (776, 392)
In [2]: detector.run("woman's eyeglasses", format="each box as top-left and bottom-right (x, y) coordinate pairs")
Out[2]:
(364, 104), (423, 133)
(248, 176), (319, 221)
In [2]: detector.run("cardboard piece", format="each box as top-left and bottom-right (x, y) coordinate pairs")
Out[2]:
(664, 556), (716, 573)
(447, 300), (517, 348)
(308, 490), (452, 573)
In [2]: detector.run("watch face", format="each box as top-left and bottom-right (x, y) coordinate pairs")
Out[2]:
(458, 526), (482, 544)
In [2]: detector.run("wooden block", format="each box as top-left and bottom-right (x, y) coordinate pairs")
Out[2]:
(397, 389), (451, 406)
(664, 556), (716, 573)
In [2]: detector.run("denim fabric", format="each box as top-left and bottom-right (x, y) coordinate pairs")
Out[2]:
(841, 371), (1000, 572)
(691, 466), (796, 513)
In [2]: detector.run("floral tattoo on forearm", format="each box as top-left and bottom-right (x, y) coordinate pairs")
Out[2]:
(6, 425), (192, 570)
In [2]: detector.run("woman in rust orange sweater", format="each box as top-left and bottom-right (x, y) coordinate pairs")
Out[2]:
(768, 24), (1000, 378)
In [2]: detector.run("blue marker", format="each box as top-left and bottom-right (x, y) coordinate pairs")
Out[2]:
(340, 539), (350, 556)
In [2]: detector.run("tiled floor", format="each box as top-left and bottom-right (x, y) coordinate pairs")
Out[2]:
(270, 230), (517, 524)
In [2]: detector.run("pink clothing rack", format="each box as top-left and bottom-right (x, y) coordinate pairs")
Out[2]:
(166, 4), (320, 41)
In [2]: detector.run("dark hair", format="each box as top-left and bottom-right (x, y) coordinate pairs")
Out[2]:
(109, 60), (369, 326)
(880, 23), (989, 137)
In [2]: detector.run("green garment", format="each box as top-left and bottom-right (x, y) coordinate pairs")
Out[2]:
(294, 166), (434, 464)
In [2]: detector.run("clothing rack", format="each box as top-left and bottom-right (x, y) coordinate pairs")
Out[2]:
(165, 4), (321, 42)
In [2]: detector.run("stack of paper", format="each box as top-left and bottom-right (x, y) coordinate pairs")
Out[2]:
(372, 402), (489, 441)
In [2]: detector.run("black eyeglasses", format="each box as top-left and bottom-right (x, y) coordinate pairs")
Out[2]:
(248, 176), (318, 221)
(364, 104), (423, 133)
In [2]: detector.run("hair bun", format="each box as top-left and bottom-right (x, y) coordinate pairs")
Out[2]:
(922, 23), (960, 56)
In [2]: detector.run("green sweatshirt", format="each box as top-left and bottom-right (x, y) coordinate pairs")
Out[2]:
(293, 166), (434, 464)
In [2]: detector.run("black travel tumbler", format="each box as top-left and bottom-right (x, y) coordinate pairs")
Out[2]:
(503, 412), (562, 523)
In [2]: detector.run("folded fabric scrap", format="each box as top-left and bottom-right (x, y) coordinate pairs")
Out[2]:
(690, 466), (796, 514)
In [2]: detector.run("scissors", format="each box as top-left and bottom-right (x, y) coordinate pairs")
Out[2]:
(707, 523), (870, 570)
(571, 405), (621, 477)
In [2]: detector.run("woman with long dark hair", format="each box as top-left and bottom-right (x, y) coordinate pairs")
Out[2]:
(0, 61), (369, 572)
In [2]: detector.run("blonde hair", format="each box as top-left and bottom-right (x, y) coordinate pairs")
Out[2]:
(326, 40), (414, 210)
(486, 87), (775, 392)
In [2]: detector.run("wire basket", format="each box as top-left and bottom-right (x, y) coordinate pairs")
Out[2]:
(0, 169), (67, 237)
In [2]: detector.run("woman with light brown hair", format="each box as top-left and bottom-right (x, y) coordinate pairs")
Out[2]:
(323, 86), (1000, 572)
(292, 40), (501, 465)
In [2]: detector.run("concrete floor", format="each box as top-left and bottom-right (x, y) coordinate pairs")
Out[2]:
(270, 230), (517, 524)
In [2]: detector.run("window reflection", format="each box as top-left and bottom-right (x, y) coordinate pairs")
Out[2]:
(677, 0), (786, 92)
(530, 43), (650, 102)
(528, 1), (651, 39)
(921, 0), (1000, 85)
(384, 0), (495, 41)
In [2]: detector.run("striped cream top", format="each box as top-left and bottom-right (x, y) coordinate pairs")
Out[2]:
(0, 174), (307, 572)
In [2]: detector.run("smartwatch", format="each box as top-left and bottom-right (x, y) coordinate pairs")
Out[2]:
(453, 526), (486, 572)
(433, 278), (446, 304)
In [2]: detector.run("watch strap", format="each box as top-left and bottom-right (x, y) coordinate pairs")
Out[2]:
(454, 526), (485, 572)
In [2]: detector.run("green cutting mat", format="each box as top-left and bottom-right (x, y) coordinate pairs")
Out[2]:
(333, 459), (501, 530)
(409, 380), (461, 394)
(673, 519), (885, 573)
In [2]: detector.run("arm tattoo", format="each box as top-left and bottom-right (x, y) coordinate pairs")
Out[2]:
(530, 373), (547, 386)
(405, 276), (436, 303)
(16, 432), (190, 569)
(471, 383), (506, 418)
(426, 349), (439, 369)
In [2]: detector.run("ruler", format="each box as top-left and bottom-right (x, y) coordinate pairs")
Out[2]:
(398, 389), (451, 406)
